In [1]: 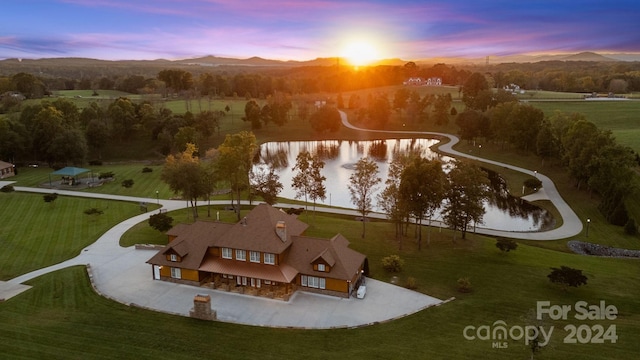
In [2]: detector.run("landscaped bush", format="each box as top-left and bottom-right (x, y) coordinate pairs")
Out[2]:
(405, 276), (418, 290)
(98, 171), (115, 179)
(524, 178), (542, 190)
(84, 207), (104, 215)
(548, 266), (588, 290)
(381, 254), (404, 273)
(142, 167), (153, 173)
(121, 179), (134, 188)
(0, 185), (14, 192)
(149, 213), (174, 233)
(457, 277), (472, 293)
(496, 237), (518, 253)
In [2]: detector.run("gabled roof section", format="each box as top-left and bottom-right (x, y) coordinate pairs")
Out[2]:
(213, 204), (309, 254)
(147, 221), (234, 270)
(286, 233), (365, 281)
(311, 248), (336, 267)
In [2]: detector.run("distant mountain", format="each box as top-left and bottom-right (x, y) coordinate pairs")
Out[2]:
(561, 52), (616, 62)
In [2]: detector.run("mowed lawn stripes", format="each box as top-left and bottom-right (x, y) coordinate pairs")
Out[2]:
(0, 192), (144, 280)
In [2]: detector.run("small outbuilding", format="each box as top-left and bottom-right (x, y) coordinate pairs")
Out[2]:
(49, 167), (92, 187)
(0, 161), (16, 179)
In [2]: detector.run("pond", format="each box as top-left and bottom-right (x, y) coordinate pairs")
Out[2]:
(255, 139), (555, 232)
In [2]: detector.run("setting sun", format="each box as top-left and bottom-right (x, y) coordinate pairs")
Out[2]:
(341, 39), (381, 67)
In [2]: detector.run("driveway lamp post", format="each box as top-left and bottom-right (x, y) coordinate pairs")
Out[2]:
(586, 218), (591, 238)
(156, 190), (159, 204)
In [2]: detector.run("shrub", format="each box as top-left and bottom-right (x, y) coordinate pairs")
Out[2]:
(149, 213), (174, 233)
(43, 193), (58, 203)
(0, 185), (15, 193)
(548, 266), (588, 290)
(405, 276), (418, 290)
(121, 179), (134, 188)
(84, 207), (104, 215)
(496, 238), (518, 253)
(142, 167), (153, 173)
(286, 207), (304, 215)
(89, 160), (103, 166)
(381, 255), (404, 273)
(524, 178), (542, 190)
(457, 277), (472, 293)
(98, 171), (115, 179)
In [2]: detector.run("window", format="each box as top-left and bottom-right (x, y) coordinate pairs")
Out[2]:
(235, 249), (246, 261)
(170, 254), (177, 262)
(317, 263), (325, 272)
(301, 275), (325, 289)
(170, 267), (181, 279)
(250, 251), (260, 263)
(221, 248), (232, 259)
(264, 253), (275, 265)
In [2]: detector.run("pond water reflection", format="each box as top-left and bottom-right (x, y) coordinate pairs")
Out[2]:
(255, 139), (554, 232)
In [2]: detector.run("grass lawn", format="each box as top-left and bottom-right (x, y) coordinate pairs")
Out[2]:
(0, 192), (149, 280)
(1, 208), (639, 359)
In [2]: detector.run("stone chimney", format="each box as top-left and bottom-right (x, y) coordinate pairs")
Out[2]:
(276, 221), (287, 242)
(189, 294), (216, 321)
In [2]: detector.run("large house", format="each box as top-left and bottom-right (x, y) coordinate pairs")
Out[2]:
(147, 204), (367, 299)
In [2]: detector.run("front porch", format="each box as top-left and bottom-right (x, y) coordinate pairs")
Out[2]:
(202, 274), (296, 301)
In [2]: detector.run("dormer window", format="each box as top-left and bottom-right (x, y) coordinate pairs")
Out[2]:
(250, 251), (260, 263)
(221, 247), (232, 259)
(236, 249), (246, 261)
(317, 263), (325, 272)
(170, 254), (177, 262)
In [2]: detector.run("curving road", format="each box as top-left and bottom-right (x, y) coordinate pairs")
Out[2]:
(339, 110), (583, 240)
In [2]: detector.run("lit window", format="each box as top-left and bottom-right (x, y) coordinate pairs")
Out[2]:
(170, 267), (181, 279)
(250, 251), (260, 263)
(317, 263), (325, 272)
(221, 248), (232, 259)
(236, 249), (246, 261)
(264, 253), (275, 265)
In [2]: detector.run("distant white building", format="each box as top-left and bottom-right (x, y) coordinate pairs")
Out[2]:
(403, 77), (424, 86)
(426, 77), (442, 86)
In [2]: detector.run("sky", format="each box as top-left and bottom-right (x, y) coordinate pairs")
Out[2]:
(2, 0), (640, 62)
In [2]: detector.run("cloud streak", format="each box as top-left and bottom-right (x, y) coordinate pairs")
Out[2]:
(2, 0), (639, 60)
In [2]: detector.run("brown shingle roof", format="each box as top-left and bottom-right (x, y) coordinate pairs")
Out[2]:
(212, 204), (308, 254)
(286, 234), (365, 281)
(199, 258), (298, 283)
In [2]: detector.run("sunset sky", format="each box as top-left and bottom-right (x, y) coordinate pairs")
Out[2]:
(2, 0), (639, 62)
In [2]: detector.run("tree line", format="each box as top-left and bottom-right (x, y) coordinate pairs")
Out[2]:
(456, 73), (639, 228)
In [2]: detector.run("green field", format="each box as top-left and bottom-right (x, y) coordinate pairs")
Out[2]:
(1, 199), (639, 359)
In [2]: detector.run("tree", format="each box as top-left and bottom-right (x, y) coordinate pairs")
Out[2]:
(161, 143), (209, 219)
(243, 100), (262, 129)
(291, 150), (326, 216)
(309, 105), (341, 133)
(85, 119), (109, 159)
(462, 72), (489, 110)
(377, 151), (415, 249)
(548, 266), (588, 290)
(215, 131), (258, 220)
(399, 157), (446, 249)
(442, 161), (490, 240)
(496, 238), (518, 253)
(149, 213), (174, 233)
(250, 163), (283, 205)
(348, 157), (381, 238)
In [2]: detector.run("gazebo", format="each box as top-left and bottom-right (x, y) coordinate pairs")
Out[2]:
(49, 167), (92, 187)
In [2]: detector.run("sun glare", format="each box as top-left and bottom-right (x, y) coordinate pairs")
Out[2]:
(341, 39), (381, 67)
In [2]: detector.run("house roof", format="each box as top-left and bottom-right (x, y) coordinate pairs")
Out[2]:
(0, 161), (14, 169)
(51, 166), (90, 176)
(147, 204), (365, 283)
(199, 258), (298, 283)
(286, 234), (365, 281)
(212, 204), (308, 254)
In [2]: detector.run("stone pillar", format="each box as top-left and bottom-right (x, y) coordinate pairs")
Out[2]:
(189, 294), (216, 320)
